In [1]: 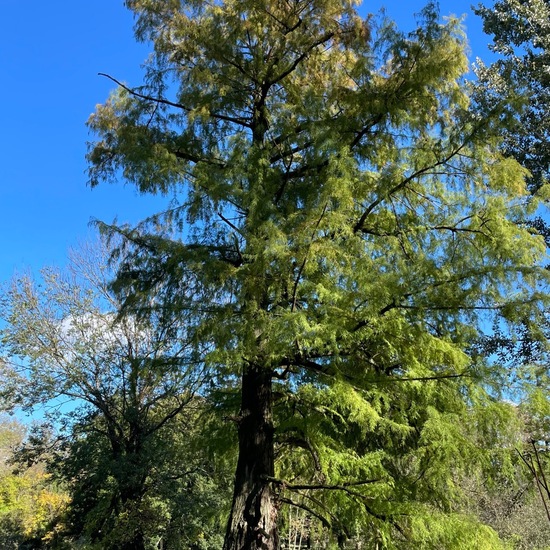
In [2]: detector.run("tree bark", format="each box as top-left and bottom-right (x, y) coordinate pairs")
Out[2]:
(224, 365), (279, 550)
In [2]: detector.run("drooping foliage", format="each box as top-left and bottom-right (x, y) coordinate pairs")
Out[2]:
(81, 0), (549, 547)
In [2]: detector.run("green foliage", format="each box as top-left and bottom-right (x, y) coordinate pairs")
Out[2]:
(83, 0), (550, 546)
(0, 242), (232, 548)
(475, 0), (550, 192)
(406, 511), (508, 550)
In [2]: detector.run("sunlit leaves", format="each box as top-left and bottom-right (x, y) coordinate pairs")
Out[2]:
(85, 0), (550, 546)
(475, 0), (550, 191)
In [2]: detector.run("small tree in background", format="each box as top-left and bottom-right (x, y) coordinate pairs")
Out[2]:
(0, 416), (69, 549)
(0, 241), (230, 549)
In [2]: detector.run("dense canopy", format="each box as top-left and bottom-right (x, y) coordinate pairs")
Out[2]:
(1, 1), (549, 548)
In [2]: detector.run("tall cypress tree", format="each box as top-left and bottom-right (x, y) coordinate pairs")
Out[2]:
(87, 1), (548, 547)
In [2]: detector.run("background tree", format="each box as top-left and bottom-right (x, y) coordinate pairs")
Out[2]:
(455, 399), (550, 550)
(87, 1), (549, 548)
(41, 396), (232, 549)
(0, 240), (226, 549)
(474, 0), (550, 192)
(472, 4), (550, 544)
(468, 307), (550, 549)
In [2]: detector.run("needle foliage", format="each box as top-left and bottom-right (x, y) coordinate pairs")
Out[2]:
(82, 0), (550, 547)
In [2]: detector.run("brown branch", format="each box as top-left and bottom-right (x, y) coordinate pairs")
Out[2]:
(284, 353), (470, 386)
(280, 159), (330, 182)
(273, 476), (403, 535)
(291, 203), (328, 312)
(518, 444), (550, 524)
(269, 140), (314, 165)
(144, 393), (195, 438)
(350, 113), (385, 149)
(532, 440), (550, 496)
(282, 492), (350, 538)
(271, 123), (307, 148)
(278, 497), (332, 530)
(99, 73), (190, 111)
(217, 212), (243, 235)
(380, 372), (471, 383)
(276, 434), (323, 473)
(265, 476), (381, 492)
(173, 149), (227, 168)
(279, 496), (332, 530)
(266, 31), (336, 87)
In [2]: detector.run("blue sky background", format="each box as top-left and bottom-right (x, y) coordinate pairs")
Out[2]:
(0, 0), (493, 282)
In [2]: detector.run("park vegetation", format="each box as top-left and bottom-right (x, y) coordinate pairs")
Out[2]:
(1, 1), (550, 548)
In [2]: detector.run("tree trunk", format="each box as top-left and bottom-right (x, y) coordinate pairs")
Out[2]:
(224, 365), (279, 550)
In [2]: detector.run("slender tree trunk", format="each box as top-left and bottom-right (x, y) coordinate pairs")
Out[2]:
(224, 364), (279, 550)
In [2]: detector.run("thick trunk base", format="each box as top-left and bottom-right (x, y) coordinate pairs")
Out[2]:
(224, 366), (279, 550)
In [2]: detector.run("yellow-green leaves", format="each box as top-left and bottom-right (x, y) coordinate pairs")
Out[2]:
(85, 0), (550, 546)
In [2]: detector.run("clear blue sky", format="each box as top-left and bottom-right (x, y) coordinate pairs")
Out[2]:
(0, 0), (492, 282)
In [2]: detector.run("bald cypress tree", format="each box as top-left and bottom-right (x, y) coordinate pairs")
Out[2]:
(88, 1), (548, 547)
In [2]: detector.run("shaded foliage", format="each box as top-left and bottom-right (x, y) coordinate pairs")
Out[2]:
(0, 241), (231, 549)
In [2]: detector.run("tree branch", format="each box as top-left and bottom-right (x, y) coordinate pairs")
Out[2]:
(278, 496), (332, 530)
(98, 73), (252, 127)
(353, 142), (468, 234)
(265, 476), (381, 491)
